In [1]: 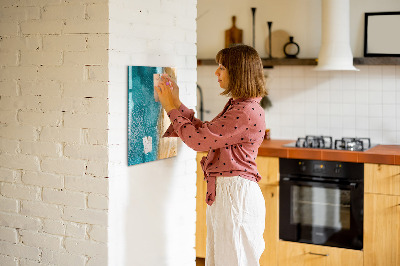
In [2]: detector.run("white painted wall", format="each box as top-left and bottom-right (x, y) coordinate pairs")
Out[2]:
(108, 0), (198, 265)
(197, 0), (400, 145)
(0, 1), (109, 265)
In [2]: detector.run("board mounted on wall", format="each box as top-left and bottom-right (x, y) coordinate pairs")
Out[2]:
(364, 11), (400, 57)
(128, 66), (177, 166)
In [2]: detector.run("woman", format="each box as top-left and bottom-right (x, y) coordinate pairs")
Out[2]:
(156, 45), (267, 266)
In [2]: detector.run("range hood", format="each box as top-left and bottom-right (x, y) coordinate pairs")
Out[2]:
(314, 0), (359, 71)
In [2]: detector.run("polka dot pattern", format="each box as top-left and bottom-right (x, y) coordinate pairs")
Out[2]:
(164, 98), (266, 206)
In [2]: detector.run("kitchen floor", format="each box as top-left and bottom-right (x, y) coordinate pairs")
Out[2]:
(196, 257), (205, 266)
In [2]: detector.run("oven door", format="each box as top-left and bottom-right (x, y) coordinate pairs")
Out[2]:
(279, 177), (363, 250)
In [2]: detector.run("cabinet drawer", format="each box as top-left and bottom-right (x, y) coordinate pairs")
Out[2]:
(278, 241), (363, 266)
(365, 164), (400, 196)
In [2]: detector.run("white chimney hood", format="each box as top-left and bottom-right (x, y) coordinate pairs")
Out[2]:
(314, 0), (359, 71)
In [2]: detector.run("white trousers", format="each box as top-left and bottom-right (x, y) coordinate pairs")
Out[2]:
(205, 176), (266, 266)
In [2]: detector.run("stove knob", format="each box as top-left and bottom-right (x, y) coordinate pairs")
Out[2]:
(334, 165), (342, 174)
(298, 162), (306, 171)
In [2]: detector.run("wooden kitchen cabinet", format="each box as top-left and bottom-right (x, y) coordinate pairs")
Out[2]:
(278, 241), (363, 266)
(257, 156), (280, 266)
(259, 184), (279, 266)
(364, 163), (400, 266)
(196, 152), (208, 258)
(256, 156), (279, 186)
(364, 193), (400, 266)
(364, 163), (400, 196)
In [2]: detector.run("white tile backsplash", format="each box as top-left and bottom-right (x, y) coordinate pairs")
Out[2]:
(343, 116), (356, 129)
(317, 102), (330, 115)
(330, 103), (342, 116)
(356, 117), (369, 130)
(383, 117), (397, 131)
(382, 66), (396, 76)
(197, 65), (400, 144)
(343, 128), (357, 138)
(330, 116), (343, 128)
(342, 103), (356, 116)
(305, 102), (317, 115)
(369, 91), (383, 104)
(317, 89), (330, 103)
(383, 77), (396, 91)
(342, 90), (355, 104)
(383, 91), (396, 104)
(369, 76), (383, 91)
(369, 104), (383, 118)
(369, 117), (383, 131)
(330, 89), (343, 103)
(355, 104), (369, 117)
(383, 104), (396, 118)
(355, 90), (369, 104)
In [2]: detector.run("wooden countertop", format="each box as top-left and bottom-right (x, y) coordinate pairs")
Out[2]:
(258, 139), (400, 165)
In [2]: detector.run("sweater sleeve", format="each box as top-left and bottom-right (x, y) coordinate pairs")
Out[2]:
(163, 103), (204, 137)
(166, 106), (253, 152)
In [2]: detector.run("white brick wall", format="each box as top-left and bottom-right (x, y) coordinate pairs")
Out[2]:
(108, 0), (198, 265)
(0, 1), (109, 265)
(1, 0), (198, 265)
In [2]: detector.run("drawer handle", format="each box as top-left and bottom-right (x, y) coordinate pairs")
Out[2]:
(309, 252), (329, 257)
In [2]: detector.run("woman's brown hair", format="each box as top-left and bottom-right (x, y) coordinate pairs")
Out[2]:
(215, 45), (267, 99)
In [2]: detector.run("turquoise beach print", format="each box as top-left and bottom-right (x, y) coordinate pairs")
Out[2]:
(128, 66), (177, 166)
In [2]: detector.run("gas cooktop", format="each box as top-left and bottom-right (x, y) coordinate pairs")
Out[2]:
(283, 135), (376, 152)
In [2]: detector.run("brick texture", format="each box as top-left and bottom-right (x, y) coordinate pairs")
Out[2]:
(0, 0), (198, 265)
(0, 0), (109, 264)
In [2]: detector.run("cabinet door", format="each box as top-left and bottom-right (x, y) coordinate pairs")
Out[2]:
(256, 156), (279, 186)
(259, 185), (279, 266)
(365, 164), (400, 196)
(196, 152), (208, 258)
(278, 241), (363, 266)
(364, 193), (400, 266)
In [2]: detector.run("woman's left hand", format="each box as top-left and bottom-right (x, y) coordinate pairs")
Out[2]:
(155, 79), (177, 113)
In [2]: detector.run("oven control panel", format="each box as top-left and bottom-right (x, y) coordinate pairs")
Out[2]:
(280, 158), (363, 180)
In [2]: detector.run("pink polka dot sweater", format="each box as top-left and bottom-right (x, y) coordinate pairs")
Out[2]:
(163, 97), (266, 206)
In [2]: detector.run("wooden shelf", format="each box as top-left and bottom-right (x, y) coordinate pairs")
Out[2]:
(197, 57), (400, 68)
(197, 58), (317, 67)
(353, 57), (400, 65)
(262, 58), (317, 67)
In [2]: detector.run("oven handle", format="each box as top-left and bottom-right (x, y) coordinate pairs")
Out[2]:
(281, 177), (358, 188)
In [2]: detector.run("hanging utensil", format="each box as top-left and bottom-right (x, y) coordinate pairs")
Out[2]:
(251, 7), (256, 48)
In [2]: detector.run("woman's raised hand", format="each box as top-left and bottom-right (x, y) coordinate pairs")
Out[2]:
(162, 75), (181, 108)
(155, 77), (177, 113)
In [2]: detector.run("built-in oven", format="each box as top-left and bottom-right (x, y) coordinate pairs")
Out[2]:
(279, 158), (364, 250)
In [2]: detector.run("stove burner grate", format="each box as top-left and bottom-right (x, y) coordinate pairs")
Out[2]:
(293, 136), (372, 151)
(334, 137), (371, 151)
(295, 135), (333, 149)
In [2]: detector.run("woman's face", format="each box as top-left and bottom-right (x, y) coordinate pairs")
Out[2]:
(215, 64), (229, 89)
